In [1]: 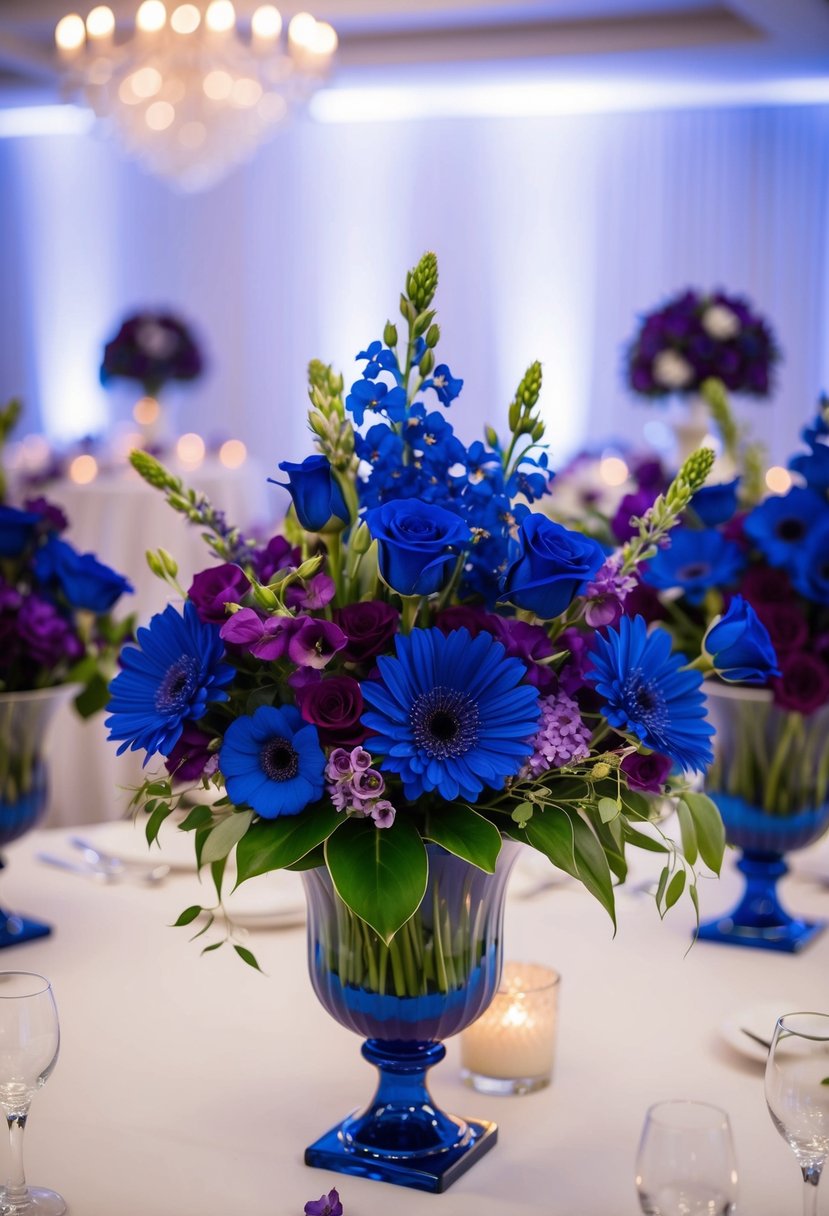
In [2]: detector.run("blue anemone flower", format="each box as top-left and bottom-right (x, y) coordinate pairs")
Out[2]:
(360, 627), (541, 802)
(106, 601), (233, 761)
(643, 527), (744, 605)
(586, 616), (714, 772)
(743, 487), (829, 570)
(220, 704), (325, 818)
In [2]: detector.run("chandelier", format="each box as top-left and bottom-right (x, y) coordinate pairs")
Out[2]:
(54, 3), (337, 191)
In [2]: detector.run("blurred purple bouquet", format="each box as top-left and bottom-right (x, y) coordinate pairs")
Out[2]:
(100, 311), (204, 396)
(627, 288), (779, 399)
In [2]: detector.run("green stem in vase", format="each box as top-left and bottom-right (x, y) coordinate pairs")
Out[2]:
(764, 713), (800, 815)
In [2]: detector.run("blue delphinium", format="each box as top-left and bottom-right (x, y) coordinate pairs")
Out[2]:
(360, 627), (541, 802)
(220, 704), (326, 818)
(106, 602), (233, 760)
(643, 527), (745, 605)
(586, 615), (714, 772)
(702, 595), (780, 684)
(743, 486), (829, 570)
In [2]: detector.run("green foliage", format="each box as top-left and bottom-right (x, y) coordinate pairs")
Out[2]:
(325, 814), (428, 944)
(424, 803), (502, 873)
(235, 804), (341, 885)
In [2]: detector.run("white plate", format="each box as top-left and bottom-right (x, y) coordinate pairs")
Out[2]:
(509, 848), (572, 899)
(719, 1002), (798, 1062)
(219, 870), (306, 930)
(80, 819), (213, 873)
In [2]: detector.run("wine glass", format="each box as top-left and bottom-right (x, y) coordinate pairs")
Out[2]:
(0, 973), (64, 1215)
(635, 1100), (739, 1215)
(765, 1011), (829, 1216)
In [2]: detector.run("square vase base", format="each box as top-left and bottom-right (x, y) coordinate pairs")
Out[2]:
(305, 1118), (497, 1193)
(697, 915), (827, 954)
(0, 915), (51, 950)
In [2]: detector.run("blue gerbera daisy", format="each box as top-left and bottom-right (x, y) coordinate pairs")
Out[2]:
(642, 527), (744, 605)
(106, 601), (233, 761)
(360, 627), (541, 803)
(586, 616), (714, 772)
(220, 705), (325, 818)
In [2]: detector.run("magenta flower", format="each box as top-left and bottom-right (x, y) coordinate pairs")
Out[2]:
(188, 563), (250, 624)
(220, 608), (295, 660)
(285, 573), (336, 611)
(287, 618), (348, 669)
(620, 751), (673, 793)
(304, 1189), (343, 1216)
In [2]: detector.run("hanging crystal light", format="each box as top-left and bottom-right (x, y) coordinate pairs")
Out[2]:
(55, 3), (337, 192)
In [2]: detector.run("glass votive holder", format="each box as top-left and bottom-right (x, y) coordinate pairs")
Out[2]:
(460, 961), (560, 1095)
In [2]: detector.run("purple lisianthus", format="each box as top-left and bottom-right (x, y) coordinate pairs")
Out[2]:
(23, 497), (68, 534)
(17, 597), (83, 669)
(296, 675), (366, 746)
(492, 617), (556, 690)
(287, 618), (347, 670)
(611, 489), (657, 544)
(254, 535), (300, 584)
(621, 751), (673, 793)
(583, 555), (638, 628)
(188, 564), (251, 624)
(332, 601), (399, 664)
(220, 607), (295, 660)
(165, 723), (218, 782)
(304, 1188), (343, 1216)
(285, 573), (336, 611)
(435, 605), (500, 639)
(772, 653), (829, 714)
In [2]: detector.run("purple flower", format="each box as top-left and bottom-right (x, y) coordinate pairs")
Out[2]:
(351, 768), (385, 800)
(254, 535), (300, 584)
(304, 1188), (343, 1216)
(611, 489), (657, 544)
(164, 723), (218, 782)
(369, 800), (396, 828)
(434, 605), (499, 639)
(524, 689), (591, 775)
(100, 311), (203, 394)
(295, 675), (366, 746)
(188, 564), (251, 624)
(492, 617), (556, 691)
(23, 497), (68, 533)
(332, 601), (399, 664)
(287, 618), (347, 669)
(751, 600), (808, 657)
(620, 751), (673, 793)
(584, 556), (638, 628)
(220, 608), (295, 660)
(17, 597), (82, 668)
(285, 573), (336, 611)
(772, 652), (829, 714)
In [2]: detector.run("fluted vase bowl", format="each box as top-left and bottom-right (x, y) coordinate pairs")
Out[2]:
(698, 682), (829, 953)
(0, 687), (70, 948)
(301, 838), (521, 1193)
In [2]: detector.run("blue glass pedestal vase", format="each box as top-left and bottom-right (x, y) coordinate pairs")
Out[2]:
(301, 840), (520, 1193)
(0, 688), (69, 948)
(698, 683), (829, 953)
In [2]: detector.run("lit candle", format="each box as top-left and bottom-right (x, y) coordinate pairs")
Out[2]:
(460, 962), (560, 1095)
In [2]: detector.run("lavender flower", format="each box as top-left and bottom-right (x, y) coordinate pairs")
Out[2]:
(325, 747), (394, 825)
(304, 1189), (343, 1216)
(525, 690), (592, 775)
(584, 555), (638, 627)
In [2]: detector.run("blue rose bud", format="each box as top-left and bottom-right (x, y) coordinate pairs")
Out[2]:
(34, 536), (133, 613)
(0, 505), (41, 558)
(274, 455), (349, 534)
(364, 500), (471, 597)
(499, 515), (605, 619)
(690, 478), (740, 527)
(703, 595), (780, 685)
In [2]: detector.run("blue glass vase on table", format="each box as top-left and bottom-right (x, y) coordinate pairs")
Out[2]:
(0, 399), (133, 946)
(105, 254), (727, 1194)
(596, 391), (829, 951)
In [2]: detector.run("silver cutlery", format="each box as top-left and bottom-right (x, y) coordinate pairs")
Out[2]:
(38, 852), (169, 886)
(69, 837), (170, 884)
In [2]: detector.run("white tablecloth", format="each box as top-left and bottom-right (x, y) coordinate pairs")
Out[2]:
(2, 823), (828, 1215)
(38, 458), (275, 828)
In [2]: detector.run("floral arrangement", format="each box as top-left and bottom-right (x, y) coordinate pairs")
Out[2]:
(107, 254), (728, 970)
(613, 397), (829, 815)
(626, 288), (779, 399)
(100, 310), (204, 396)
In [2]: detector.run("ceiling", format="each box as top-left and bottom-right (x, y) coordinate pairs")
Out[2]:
(0, 0), (828, 107)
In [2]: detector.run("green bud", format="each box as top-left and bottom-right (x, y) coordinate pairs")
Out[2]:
(349, 521), (372, 555)
(383, 321), (398, 348)
(295, 554), (324, 581)
(531, 418), (546, 443)
(145, 550), (165, 579)
(158, 548), (178, 578)
(484, 424), (500, 449)
(518, 361), (543, 409)
(308, 412), (328, 439)
(399, 293), (415, 322)
(418, 349), (435, 377)
(508, 401), (521, 432)
(413, 309), (435, 338)
(678, 446), (716, 495)
(130, 450), (181, 492)
(406, 252), (439, 311)
(425, 323), (440, 348)
(253, 583), (280, 611)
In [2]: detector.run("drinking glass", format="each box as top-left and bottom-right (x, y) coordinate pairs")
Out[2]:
(765, 1011), (829, 1216)
(0, 973), (64, 1215)
(635, 1100), (738, 1215)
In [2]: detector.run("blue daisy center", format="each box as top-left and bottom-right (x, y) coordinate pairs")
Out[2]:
(260, 736), (299, 782)
(621, 668), (668, 732)
(155, 656), (200, 715)
(775, 517), (807, 542)
(676, 561), (711, 582)
(410, 685), (480, 758)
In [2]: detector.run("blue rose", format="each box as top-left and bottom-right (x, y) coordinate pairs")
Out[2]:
(703, 595), (780, 684)
(274, 455), (349, 533)
(0, 505), (41, 557)
(690, 478), (740, 527)
(499, 515), (605, 619)
(364, 500), (471, 597)
(34, 536), (133, 612)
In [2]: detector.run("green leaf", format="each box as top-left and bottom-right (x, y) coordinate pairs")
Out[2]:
(592, 818), (627, 883)
(210, 857), (227, 900)
(425, 804), (502, 873)
(73, 672), (110, 719)
(235, 804), (342, 886)
(189, 913), (214, 941)
(598, 796), (621, 824)
(172, 905), (203, 927)
(510, 801), (534, 828)
(146, 780), (172, 798)
(665, 869), (686, 911)
(683, 793), (725, 875)
(655, 864), (670, 914)
(178, 805), (214, 832)
(688, 881), (700, 931)
(145, 802), (173, 847)
(675, 800), (699, 867)
(201, 941), (223, 955)
(285, 844), (325, 872)
(623, 825), (669, 854)
(618, 787), (652, 820)
(234, 944), (263, 972)
(200, 811), (254, 865)
(518, 806), (578, 878)
(566, 811), (617, 929)
(325, 814), (428, 944)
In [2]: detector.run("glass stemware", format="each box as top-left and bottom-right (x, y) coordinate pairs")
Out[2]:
(0, 973), (64, 1216)
(635, 1100), (738, 1216)
(765, 1011), (829, 1216)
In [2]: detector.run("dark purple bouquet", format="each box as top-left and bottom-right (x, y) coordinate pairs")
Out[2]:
(626, 288), (779, 399)
(100, 311), (204, 396)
